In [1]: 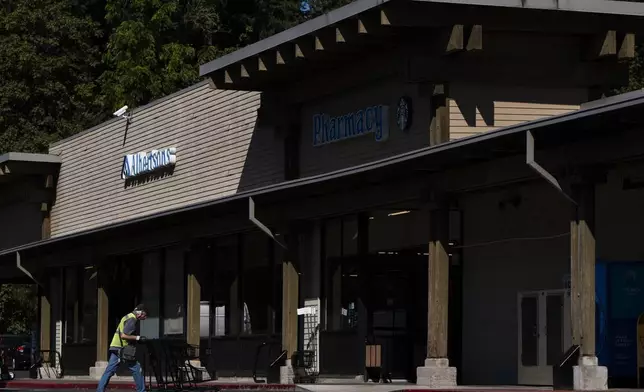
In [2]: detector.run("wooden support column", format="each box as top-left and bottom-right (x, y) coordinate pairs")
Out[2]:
(39, 284), (51, 362)
(430, 84), (450, 145)
(418, 198), (456, 387)
(570, 180), (607, 390)
(281, 228), (299, 383)
(570, 182), (596, 357)
(428, 204), (450, 359)
(96, 268), (109, 364)
(186, 254), (201, 360)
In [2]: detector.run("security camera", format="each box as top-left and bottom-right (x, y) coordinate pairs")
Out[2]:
(113, 105), (129, 118)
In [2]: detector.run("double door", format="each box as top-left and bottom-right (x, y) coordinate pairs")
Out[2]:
(517, 289), (571, 386)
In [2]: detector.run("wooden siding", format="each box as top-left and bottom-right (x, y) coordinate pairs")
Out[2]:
(299, 78), (431, 178)
(449, 84), (585, 140)
(50, 82), (283, 237)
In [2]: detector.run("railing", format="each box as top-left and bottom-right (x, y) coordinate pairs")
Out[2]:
(252, 340), (284, 384)
(30, 350), (64, 379)
(144, 339), (204, 391)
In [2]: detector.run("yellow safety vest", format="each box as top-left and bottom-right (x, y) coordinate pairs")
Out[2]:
(110, 313), (136, 348)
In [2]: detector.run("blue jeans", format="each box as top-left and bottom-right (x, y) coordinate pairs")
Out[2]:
(97, 351), (145, 392)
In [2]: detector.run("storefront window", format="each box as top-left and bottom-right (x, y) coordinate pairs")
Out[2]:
(241, 232), (272, 335)
(325, 216), (360, 332)
(64, 266), (97, 344)
(81, 266), (97, 343)
(212, 235), (240, 336)
(64, 267), (79, 343)
(163, 247), (185, 337)
(342, 216), (358, 256)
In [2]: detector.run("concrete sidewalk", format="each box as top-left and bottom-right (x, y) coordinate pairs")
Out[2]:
(0, 379), (296, 390)
(297, 385), (554, 392)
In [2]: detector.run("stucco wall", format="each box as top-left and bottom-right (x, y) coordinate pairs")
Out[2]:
(461, 182), (570, 385)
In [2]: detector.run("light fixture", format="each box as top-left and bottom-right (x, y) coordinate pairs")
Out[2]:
(388, 210), (411, 217)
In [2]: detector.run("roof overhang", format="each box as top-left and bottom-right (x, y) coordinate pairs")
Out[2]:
(200, 0), (644, 91)
(2, 89), (644, 263)
(0, 153), (61, 185)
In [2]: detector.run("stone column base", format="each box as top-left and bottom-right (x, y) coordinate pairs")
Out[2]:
(182, 360), (211, 382)
(89, 361), (109, 380)
(573, 356), (607, 390)
(416, 358), (457, 388)
(280, 359), (294, 384)
(33, 364), (58, 379)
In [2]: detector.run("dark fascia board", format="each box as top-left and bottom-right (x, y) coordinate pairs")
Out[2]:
(2, 89), (644, 259)
(0, 152), (62, 165)
(415, 0), (644, 16)
(199, 0), (644, 77)
(581, 89), (644, 110)
(199, 0), (394, 76)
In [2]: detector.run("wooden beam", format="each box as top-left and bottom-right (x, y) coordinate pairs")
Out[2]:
(570, 181), (596, 356)
(39, 285), (51, 362)
(257, 56), (268, 72)
(224, 70), (233, 84)
(430, 84), (450, 145)
(240, 64), (250, 78)
(444, 25), (464, 54)
(45, 174), (54, 189)
(428, 202), (450, 358)
(276, 50), (286, 65)
(335, 27), (346, 43)
(281, 230), (299, 361)
(42, 214), (51, 240)
(586, 30), (617, 60)
(186, 256), (201, 360)
(358, 19), (368, 34)
(295, 43), (305, 58)
(315, 36), (324, 51)
(618, 32), (635, 60)
(41, 200), (51, 239)
(466, 25), (483, 51)
(96, 268), (109, 364)
(380, 9), (391, 26)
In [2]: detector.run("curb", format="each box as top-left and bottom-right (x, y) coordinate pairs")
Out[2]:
(0, 381), (297, 390)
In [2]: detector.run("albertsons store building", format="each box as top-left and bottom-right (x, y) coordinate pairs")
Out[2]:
(2, 0), (644, 389)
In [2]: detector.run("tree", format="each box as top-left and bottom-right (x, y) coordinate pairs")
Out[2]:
(0, 0), (105, 154)
(0, 285), (37, 334)
(301, 0), (354, 18)
(99, 0), (200, 110)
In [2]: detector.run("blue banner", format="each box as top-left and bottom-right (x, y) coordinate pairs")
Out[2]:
(609, 318), (637, 377)
(610, 263), (644, 320)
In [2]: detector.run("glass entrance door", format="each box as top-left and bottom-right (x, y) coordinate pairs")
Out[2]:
(517, 289), (571, 386)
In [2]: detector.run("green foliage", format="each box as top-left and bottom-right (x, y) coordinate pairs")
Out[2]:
(0, 0), (105, 154)
(303, 0), (353, 18)
(0, 285), (37, 334)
